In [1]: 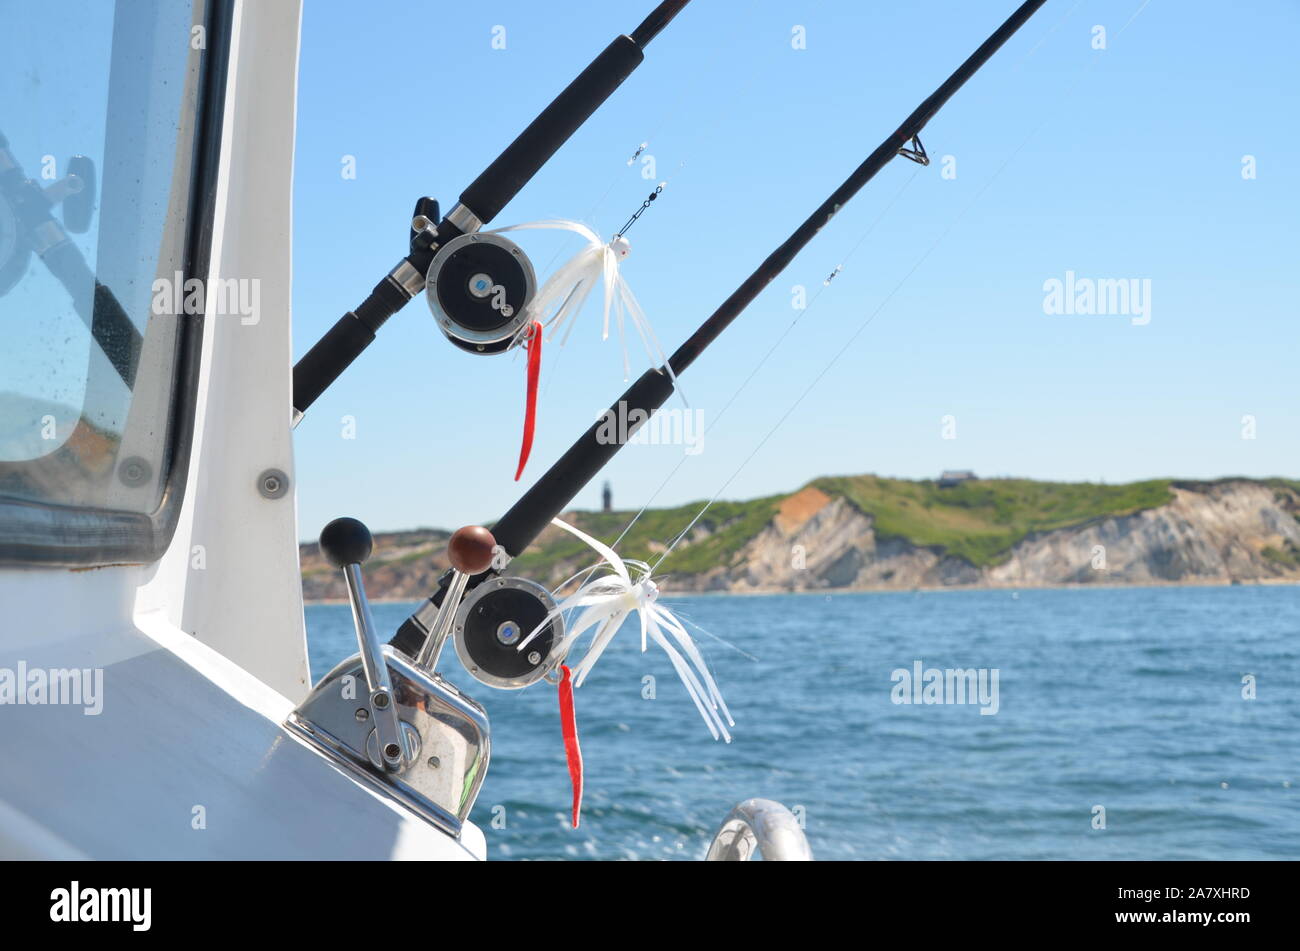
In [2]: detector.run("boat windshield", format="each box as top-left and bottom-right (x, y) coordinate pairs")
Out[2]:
(0, 0), (219, 562)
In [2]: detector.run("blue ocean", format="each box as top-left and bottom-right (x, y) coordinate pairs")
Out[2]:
(306, 585), (1298, 860)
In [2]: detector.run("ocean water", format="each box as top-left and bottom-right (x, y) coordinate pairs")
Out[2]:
(306, 585), (1299, 861)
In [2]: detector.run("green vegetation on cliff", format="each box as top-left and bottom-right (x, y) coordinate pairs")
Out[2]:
(509, 495), (786, 578)
(811, 475), (1175, 567)
(301, 475), (1224, 598)
(516, 476), (1177, 576)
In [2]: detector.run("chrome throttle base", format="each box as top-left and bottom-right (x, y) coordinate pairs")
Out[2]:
(285, 517), (491, 838)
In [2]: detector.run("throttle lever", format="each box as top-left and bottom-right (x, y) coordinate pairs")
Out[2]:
(319, 517), (411, 772)
(414, 525), (498, 672)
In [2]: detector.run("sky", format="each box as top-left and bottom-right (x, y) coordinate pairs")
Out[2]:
(289, 0), (1300, 538)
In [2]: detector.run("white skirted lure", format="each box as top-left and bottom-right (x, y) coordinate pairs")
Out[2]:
(491, 219), (677, 385)
(517, 517), (734, 742)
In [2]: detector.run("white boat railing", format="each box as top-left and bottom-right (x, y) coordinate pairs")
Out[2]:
(705, 798), (813, 861)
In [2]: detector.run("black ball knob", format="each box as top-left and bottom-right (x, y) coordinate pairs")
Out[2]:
(319, 517), (373, 567)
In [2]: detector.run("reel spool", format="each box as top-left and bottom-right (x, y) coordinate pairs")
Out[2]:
(425, 232), (536, 355)
(453, 576), (564, 689)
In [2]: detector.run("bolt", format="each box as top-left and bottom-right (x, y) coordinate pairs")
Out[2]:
(118, 456), (152, 487)
(355, 708), (369, 722)
(257, 467), (289, 500)
(527, 651), (541, 666)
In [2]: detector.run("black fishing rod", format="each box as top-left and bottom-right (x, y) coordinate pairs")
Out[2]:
(291, 0), (692, 423)
(392, 0), (1050, 658)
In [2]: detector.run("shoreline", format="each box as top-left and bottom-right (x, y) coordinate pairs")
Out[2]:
(302, 576), (1300, 606)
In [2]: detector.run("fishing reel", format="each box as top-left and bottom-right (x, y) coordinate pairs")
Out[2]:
(453, 575), (565, 689)
(424, 231), (536, 355)
(408, 524), (566, 689)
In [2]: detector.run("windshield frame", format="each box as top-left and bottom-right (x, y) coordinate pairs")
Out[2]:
(0, 0), (234, 567)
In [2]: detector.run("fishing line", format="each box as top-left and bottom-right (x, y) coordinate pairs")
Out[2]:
(607, 165), (925, 553)
(598, 0), (1093, 552)
(647, 0), (1155, 573)
(528, 5), (826, 400)
(1016, 0), (1086, 65)
(536, 170), (683, 398)
(550, 166), (921, 610)
(529, 0), (829, 395)
(575, 0), (830, 230)
(390, 0), (1089, 671)
(664, 606), (762, 662)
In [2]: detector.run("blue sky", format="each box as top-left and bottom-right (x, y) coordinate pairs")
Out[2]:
(291, 0), (1299, 537)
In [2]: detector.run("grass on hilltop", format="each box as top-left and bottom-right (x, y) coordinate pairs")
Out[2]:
(506, 476), (1178, 575)
(812, 475), (1175, 567)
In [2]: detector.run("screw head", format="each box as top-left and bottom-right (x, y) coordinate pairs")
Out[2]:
(355, 708), (369, 722)
(257, 467), (290, 500)
(118, 456), (152, 487)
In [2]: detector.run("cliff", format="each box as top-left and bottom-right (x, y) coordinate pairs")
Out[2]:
(300, 477), (1300, 600)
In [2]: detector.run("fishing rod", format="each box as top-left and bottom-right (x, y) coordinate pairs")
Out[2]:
(391, 0), (1051, 661)
(290, 0), (692, 424)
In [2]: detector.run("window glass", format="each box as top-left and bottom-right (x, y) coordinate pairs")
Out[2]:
(0, 0), (204, 515)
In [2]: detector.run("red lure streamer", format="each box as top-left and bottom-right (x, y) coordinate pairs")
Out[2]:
(514, 321), (543, 480)
(557, 664), (584, 828)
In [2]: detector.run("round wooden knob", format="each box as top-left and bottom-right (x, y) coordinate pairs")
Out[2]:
(448, 525), (496, 575)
